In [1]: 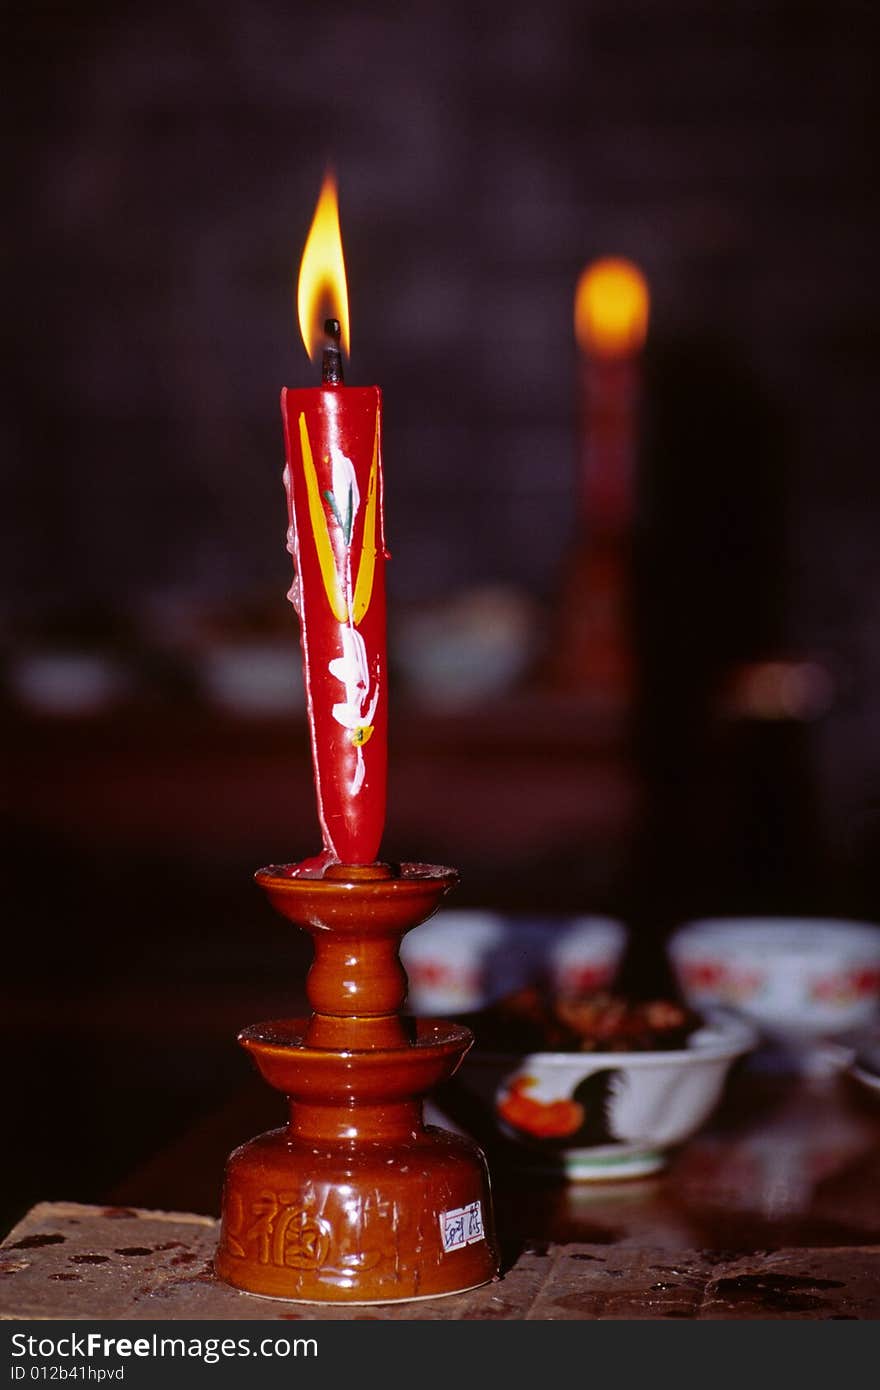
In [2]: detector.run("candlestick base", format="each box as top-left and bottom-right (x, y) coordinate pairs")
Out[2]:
(214, 862), (500, 1303)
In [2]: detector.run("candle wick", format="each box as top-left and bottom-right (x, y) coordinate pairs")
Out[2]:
(322, 318), (344, 385)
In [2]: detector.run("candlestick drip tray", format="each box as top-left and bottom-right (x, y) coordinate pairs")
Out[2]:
(214, 863), (500, 1303)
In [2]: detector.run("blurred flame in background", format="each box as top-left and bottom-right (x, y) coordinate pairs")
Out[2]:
(575, 256), (650, 358)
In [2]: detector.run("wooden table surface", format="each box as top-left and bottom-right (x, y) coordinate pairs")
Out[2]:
(4, 1202), (880, 1320)
(107, 1049), (880, 1263)
(3, 1058), (880, 1320)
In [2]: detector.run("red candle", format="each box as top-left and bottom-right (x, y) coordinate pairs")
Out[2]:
(281, 173), (387, 871)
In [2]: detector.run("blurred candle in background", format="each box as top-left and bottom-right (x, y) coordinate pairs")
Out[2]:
(574, 256), (649, 545)
(280, 172), (388, 871)
(547, 257), (650, 716)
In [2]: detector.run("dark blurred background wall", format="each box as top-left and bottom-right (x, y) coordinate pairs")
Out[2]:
(7, 0), (879, 823)
(3, 0), (879, 1229)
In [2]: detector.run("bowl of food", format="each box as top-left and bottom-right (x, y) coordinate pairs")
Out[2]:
(457, 989), (755, 1180)
(667, 917), (880, 1045)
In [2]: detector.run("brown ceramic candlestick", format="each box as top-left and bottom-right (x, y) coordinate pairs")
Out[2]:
(215, 861), (500, 1303)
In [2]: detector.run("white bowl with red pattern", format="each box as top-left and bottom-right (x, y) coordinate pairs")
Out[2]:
(546, 916), (628, 998)
(458, 1011), (755, 1180)
(668, 917), (880, 1042)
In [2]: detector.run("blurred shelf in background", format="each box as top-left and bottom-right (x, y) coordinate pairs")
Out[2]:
(1, 694), (637, 910)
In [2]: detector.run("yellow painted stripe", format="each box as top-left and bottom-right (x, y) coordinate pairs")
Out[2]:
(299, 412), (347, 622)
(352, 410), (380, 626)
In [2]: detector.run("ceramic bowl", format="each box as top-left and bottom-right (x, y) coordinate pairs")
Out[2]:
(546, 916), (628, 997)
(393, 584), (540, 711)
(401, 912), (627, 1016)
(196, 640), (305, 716)
(8, 648), (133, 716)
(460, 1011), (755, 1180)
(667, 917), (880, 1043)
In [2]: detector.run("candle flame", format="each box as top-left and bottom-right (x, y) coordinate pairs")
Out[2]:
(297, 170), (351, 362)
(574, 257), (649, 358)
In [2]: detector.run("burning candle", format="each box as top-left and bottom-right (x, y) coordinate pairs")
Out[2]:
(574, 256), (649, 537)
(280, 172), (387, 871)
(549, 258), (650, 701)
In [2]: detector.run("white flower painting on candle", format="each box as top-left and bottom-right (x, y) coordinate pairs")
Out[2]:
(322, 444), (378, 793)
